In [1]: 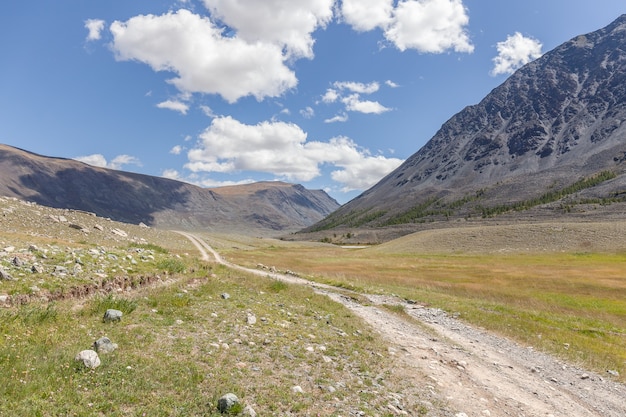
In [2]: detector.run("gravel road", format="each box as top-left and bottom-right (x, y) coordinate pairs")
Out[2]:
(179, 231), (626, 417)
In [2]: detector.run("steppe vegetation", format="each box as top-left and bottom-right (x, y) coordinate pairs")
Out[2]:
(0, 197), (428, 416)
(216, 223), (626, 381)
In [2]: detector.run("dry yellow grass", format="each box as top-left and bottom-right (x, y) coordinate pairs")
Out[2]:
(216, 222), (626, 378)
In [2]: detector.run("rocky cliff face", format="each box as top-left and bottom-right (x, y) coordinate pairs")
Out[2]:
(0, 144), (339, 235)
(310, 14), (626, 232)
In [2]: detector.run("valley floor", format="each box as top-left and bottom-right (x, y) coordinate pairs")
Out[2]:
(180, 232), (626, 417)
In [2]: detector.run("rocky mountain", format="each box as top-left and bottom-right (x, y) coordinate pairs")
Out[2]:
(307, 14), (626, 235)
(0, 144), (339, 235)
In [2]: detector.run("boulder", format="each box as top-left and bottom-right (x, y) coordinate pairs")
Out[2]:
(217, 393), (239, 413)
(75, 350), (101, 369)
(93, 337), (118, 354)
(103, 309), (123, 323)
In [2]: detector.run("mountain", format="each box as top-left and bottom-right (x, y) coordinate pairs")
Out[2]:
(306, 14), (626, 237)
(0, 144), (339, 235)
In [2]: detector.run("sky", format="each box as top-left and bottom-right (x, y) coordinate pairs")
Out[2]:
(1, 1), (625, 204)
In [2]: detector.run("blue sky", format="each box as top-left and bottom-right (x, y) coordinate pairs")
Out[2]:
(1, 1), (624, 203)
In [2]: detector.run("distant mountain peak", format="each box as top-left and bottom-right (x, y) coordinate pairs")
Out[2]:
(306, 14), (626, 237)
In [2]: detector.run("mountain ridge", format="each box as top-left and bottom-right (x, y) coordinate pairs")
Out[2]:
(303, 14), (626, 239)
(0, 144), (339, 235)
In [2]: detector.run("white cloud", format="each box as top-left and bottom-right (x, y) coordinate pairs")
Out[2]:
(74, 154), (142, 170)
(185, 116), (402, 191)
(300, 106), (315, 118)
(341, 0), (393, 32)
(85, 19), (105, 41)
(321, 88), (339, 103)
(331, 153), (403, 192)
(385, 79), (399, 88)
(75, 154), (108, 168)
(385, 0), (473, 53)
(109, 9), (297, 103)
(324, 113), (349, 123)
(200, 105), (216, 118)
(109, 155), (142, 170)
(334, 81), (380, 94)
(342, 94), (391, 114)
(170, 145), (183, 155)
(162, 168), (181, 179)
(157, 100), (189, 114)
(491, 32), (543, 76)
(201, 0), (334, 59)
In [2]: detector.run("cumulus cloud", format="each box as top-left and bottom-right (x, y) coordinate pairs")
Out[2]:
(385, 0), (473, 53)
(321, 81), (390, 115)
(170, 145), (183, 155)
(157, 100), (189, 114)
(185, 116), (402, 190)
(334, 81), (380, 94)
(85, 19), (105, 41)
(300, 106), (315, 118)
(201, 0), (334, 59)
(321, 88), (340, 103)
(324, 113), (349, 123)
(491, 32), (543, 76)
(385, 79), (399, 88)
(341, 0), (393, 32)
(109, 9), (297, 103)
(340, 0), (473, 54)
(342, 94), (391, 114)
(74, 154), (142, 170)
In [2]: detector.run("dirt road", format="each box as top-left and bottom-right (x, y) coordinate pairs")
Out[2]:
(178, 232), (626, 417)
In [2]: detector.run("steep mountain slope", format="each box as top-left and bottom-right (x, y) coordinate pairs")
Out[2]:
(308, 14), (626, 233)
(0, 144), (338, 234)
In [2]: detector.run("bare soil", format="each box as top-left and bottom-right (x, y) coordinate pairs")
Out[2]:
(180, 232), (626, 417)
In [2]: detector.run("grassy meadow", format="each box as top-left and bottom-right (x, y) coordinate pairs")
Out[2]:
(215, 231), (626, 380)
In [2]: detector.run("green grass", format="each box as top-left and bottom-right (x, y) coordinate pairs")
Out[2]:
(223, 242), (626, 380)
(0, 263), (425, 416)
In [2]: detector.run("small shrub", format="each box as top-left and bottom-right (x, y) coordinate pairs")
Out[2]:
(88, 294), (138, 316)
(268, 279), (288, 293)
(157, 258), (186, 274)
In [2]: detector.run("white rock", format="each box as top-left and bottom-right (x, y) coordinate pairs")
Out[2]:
(75, 350), (101, 369)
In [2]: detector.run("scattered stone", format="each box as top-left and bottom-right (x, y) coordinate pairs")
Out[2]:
(221, 293), (231, 300)
(11, 256), (23, 267)
(0, 295), (10, 304)
(103, 309), (123, 323)
(93, 224), (104, 231)
(242, 405), (257, 417)
(111, 228), (128, 237)
(292, 385), (304, 394)
(217, 393), (239, 413)
(31, 264), (44, 274)
(93, 337), (118, 354)
(0, 267), (14, 281)
(69, 223), (87, 231)
(246, 313), (257, 325)
(581, 373), (590, 380)
(75, 350), (101, 369)
(607, 370), (620, 377)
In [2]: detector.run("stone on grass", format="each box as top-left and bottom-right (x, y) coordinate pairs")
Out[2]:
(0, 267), (14, 281)
(217, 393), (239, 413)
(94, 337), (118, 354)
(243, 405), (257, 416)
(246, 313), (257, 325)
(221, 293), (230, 300)
(75, 350), (101, 369)
(103, 309), (123, 323)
